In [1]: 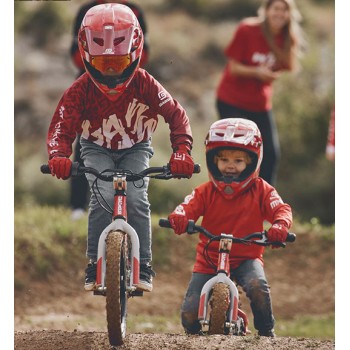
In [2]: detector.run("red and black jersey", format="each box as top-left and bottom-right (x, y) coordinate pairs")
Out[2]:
(47, 69), (193, 158)
(172, 178), (292, 273)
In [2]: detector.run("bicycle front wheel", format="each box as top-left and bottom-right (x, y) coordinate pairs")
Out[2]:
(208, 283), (230, 335)
(105, 230), (128, 346)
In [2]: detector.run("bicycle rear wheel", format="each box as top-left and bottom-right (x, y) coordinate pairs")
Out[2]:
(105, 230), (128, 346)
(208, 283), (230, 335)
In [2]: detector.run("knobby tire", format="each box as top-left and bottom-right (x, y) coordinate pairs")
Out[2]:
(106, 230), (128, 346)
(208, 283), (230, 335)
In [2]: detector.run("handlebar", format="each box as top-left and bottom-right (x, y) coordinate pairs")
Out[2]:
(41, 162), (201, 181)
(159, 218), (296, 247)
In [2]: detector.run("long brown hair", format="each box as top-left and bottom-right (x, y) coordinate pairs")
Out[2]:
(258, 0), (305, 70)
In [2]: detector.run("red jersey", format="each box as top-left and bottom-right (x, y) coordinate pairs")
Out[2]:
(174, 178), (292, 273)
(216, 20), (286, 112)
(47, 69), (193, 158)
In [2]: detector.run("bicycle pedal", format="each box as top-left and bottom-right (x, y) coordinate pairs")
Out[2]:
(93, 289), (106, 296)
(130, 290), (144, 297)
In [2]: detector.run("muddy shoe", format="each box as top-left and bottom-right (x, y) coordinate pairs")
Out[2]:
(137, 264), (156, 292)
(258, 329), (276, 337)
(84, 261), (97, 291)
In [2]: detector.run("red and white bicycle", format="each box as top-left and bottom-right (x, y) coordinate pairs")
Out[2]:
(159, 218), (295, 335)
(41, 162), (200, 346)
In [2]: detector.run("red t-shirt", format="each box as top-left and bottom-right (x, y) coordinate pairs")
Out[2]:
(216, 20), (285, 112)
(47, 69), (192, 158)
(172, 178), (292, 273)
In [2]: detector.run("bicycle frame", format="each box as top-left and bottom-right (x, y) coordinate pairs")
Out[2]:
(95, 175), (140, 294)
(198, 234), (248, 334)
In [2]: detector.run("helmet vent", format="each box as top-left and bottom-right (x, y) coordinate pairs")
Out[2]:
(114, 37), (125, 46)
(93, 38), (104, 46)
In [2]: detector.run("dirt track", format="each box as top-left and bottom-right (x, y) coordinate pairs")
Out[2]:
(14, 232), (335, 350)
(14, 331), (335, 350)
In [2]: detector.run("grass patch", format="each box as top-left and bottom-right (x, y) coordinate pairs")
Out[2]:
(275, 314), (335, 339)
(15, 205), (87, 281)
(127, 313), (183, 334)
(126, 313), (336, 339)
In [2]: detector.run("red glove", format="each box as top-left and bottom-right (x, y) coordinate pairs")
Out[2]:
(169, 145), (194, 179)
(48, 157), (72, 180)
(168, 211), (189, 235)
(267, 221), (289, 248)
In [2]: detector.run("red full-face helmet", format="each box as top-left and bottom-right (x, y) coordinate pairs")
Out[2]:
(78, 3), (143, 100)
(205, 118), (263, 199)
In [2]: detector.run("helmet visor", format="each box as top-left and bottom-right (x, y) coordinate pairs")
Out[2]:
(91, 54), (131, 75)
(208, 125), (255, 146)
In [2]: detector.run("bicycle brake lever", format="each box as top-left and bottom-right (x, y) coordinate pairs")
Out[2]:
(250, 231), (268, 245)
(271, 242), (287, 248)
(153, 173), (173, 180)
(261, 230), (287, 248)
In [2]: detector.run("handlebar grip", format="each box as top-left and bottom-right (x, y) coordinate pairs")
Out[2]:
(40, 164), (51, 174)
(193, 164), (201, 174)
(286, 233), (296, 242)
(41, 162), (81, 176)
(159, 218), (172, 228)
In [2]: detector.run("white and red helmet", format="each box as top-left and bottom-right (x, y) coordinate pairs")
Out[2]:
(205, 118), (263, 199)
(78, 3), (143, 100)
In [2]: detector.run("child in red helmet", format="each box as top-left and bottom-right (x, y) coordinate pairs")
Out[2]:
(168, 118), (293, 336)
(46, 4), (195, 293)
(69, 0), (150, 220)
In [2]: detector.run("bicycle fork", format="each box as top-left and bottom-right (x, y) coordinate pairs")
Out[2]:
(95, 175), (141, 295)
(198, 235), (248, 334)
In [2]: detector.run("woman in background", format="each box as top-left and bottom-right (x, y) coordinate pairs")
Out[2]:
(216, 0), (304, 185)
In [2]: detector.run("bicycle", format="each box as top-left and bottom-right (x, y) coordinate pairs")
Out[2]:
(159, 218), (295, 336)
(41, 161), (200, 346)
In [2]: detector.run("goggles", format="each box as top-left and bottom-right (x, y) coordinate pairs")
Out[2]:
(91, 54), (131, 75)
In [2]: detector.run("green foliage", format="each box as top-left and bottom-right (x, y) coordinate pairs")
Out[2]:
(163, 0), (261, 20)
(151, 214), (197, 270)
(273, 32), (335, 224)
(19, 2), (70, 48)
(148, 181), (187, 216)
(13, 206), (197, 286)
(275, 314), (335, 339)
(14, 206), (86, 285)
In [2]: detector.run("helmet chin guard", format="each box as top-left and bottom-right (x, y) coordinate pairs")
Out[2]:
(205, 118), (263, 199)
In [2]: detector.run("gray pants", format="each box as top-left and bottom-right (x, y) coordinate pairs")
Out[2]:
(80, 138), (154, 264)
(181, 259), (275, 334)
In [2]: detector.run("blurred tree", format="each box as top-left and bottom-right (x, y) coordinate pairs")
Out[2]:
(164, 0), (261, 20)
(19, 2), (70, 48)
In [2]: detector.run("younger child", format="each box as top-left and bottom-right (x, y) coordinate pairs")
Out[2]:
(168, 118), (293, 336)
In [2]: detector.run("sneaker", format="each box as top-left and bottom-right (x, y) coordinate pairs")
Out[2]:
(84, 261), (97, 291)
(258, 329), (276, 337)
(137, 264), (156, 292)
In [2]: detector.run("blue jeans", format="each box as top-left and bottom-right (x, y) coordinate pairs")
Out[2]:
(80, 138), (154, 264)
(181, 259), (275, 334)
